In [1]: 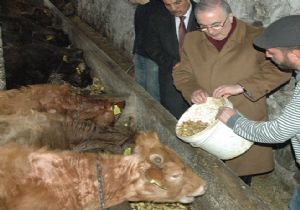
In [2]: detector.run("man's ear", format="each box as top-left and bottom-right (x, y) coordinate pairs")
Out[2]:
(292, 49), (300, 58)
(289, 49), (300, 62)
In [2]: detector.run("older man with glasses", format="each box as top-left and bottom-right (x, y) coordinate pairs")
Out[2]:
(173, 0), (291, 185)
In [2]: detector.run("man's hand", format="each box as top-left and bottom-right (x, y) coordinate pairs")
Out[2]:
(173, 62), (180, 70)
(191, 89), (209, 104)
(216, 107), (237, 123)
(213, 84), (244, 98)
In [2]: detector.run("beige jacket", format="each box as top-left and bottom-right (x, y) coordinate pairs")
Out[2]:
(173, 19), (291, 176)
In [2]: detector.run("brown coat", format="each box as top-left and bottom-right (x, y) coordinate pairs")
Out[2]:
(173, 19), (291, 176)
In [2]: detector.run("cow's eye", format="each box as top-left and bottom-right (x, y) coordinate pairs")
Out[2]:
(150, 154), (164, 165)
(170, 172), (183, 180)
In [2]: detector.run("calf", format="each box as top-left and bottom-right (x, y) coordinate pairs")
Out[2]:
(0, 84), (122, 127)
(0, 132), (207, 210)
(0, 15), (44, 47)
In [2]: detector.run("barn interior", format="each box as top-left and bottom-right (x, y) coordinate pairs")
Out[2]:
(0, 0), (299, 210)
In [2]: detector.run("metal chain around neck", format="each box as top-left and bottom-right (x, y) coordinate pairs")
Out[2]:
(96, 154), (106, 210)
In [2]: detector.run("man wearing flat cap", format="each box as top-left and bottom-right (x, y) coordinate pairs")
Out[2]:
(217, 15), (300, 210)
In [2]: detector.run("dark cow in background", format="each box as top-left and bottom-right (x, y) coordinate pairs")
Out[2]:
(0, 132), (207, 210)
(1, 0), (92, 89)
(0, 15), (70, 47)
(5, 1), (54, 28)
(3, 43), (92, 89)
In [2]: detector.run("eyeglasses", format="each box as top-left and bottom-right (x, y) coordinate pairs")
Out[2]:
(197, 15), (229, 32)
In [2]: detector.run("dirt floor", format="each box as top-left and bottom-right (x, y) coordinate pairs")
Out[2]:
(70, 16), (294, 210)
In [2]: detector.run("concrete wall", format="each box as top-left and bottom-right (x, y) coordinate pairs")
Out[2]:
(77, 0), (135, 59)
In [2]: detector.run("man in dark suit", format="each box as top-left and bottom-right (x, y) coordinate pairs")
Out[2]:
(131, 0), (163, 102)
(145, 0), (198, 119)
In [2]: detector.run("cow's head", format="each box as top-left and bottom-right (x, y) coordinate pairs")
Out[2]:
(49, 57), (93, 88)
(131, 132), (207, 203)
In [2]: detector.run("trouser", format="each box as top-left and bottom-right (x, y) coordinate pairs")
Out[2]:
(289, 185), (300, 210)
(134, 54), (160, 101)
(159, 67), (189, 119)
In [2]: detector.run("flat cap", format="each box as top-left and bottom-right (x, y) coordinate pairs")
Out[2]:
(254, 15), (300, 49)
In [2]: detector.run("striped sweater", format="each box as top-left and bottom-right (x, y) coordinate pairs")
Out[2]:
(228, 79), (300, 164)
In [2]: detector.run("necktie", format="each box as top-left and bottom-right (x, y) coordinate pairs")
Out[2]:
(178, 16), (187, 49)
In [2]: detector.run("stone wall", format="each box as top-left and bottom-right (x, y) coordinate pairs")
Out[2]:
(77, 0), (135, 59)
(225, 0), (300, 26)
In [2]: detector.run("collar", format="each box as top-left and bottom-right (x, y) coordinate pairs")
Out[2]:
(184, 3), (192, 19)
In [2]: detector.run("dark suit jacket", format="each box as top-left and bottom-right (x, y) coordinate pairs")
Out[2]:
(145, 1), (198, 73)
(145, 1), (198, 118)
(133, 0), (164, 56)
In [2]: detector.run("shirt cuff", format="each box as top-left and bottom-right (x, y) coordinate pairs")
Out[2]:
(226, 113), (241, 129)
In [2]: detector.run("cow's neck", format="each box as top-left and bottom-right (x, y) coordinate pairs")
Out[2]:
(98, 153), (143, 208)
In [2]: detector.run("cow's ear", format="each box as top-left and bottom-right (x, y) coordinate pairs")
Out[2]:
(134, 132), (161, 155)
(135, 132), (160, 147)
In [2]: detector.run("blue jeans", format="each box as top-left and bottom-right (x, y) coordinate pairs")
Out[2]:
(134, 54), (160, 101)
(289, 185), (300, 210)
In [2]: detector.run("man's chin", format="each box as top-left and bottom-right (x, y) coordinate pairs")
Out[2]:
(209, 35), (225, 41)
(173, 12), (184, 17)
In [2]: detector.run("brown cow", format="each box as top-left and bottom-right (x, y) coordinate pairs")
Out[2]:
(0, 132), (207, 210)
(0, 110), (135, 152)
(0, 84), (124, 128)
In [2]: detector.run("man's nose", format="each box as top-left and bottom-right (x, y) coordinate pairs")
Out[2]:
(206, 27), (216, 35)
